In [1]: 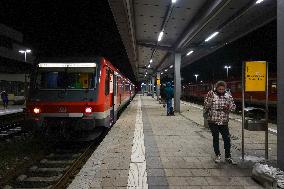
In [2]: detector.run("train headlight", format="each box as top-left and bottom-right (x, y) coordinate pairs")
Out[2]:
(33, 107), (41, 114)
(85, 107), (92, 114)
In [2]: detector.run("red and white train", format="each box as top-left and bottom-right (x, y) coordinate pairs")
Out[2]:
(26, 57), (135, 139)
(182, 78), (277, 107)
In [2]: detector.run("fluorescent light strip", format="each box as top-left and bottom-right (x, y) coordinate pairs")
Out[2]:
(186, 50), (194, 56)
(205, 32), (219, 42)
(256, 0), (264, 4)
(39, 63), (96, 68)
(158, 31), (164, 42)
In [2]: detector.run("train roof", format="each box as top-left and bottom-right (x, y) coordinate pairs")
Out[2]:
(39, 56), (101, 63)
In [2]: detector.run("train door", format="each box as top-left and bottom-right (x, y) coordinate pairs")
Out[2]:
(109, 71), (115, 125)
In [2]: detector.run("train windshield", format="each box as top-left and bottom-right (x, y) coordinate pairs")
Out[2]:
(35, 64), (97, 89)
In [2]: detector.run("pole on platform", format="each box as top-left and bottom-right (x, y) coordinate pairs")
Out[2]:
(174, 53), (181, 113)
(278, 0), (284, 170)
(265, 62), (269, 160)
(156, 72), (160, 101)
(152, 77), (155, 98)
(242, 61), (245, 160)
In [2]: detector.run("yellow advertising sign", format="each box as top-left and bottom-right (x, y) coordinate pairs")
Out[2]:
(245, 61), (266, 92)
(157, 79), (160, 85)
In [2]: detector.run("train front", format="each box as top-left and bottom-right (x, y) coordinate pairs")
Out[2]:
(26, 61), (101, 139)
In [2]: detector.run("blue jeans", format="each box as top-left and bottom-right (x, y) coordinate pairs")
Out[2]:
(166, 99), (172, 114)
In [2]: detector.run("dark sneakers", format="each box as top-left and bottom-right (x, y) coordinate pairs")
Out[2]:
(215, 155), (221, 163)
(214, 156), (237, 165)
(225, 157), (237, 165)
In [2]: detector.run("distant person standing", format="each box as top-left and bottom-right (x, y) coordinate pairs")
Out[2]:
(1, 90), (8, 109)
(204, 81), (236, 164)
(165, 82), (174, 116)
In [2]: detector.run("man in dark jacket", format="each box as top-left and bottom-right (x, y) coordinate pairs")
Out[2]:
(164, 82), (174, 116)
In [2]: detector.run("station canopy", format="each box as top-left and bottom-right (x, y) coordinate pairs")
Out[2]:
(108, 0), (276, 81)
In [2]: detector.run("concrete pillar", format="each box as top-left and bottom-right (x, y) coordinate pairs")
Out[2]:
(278, 0), (284, 170)
(156, 72), (161, 101)
(150, 80), (152, 93)
(174, 53), (181, 113)
(152, 77), (155, 98)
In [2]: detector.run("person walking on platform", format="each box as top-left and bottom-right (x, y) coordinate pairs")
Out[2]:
(1, 90), (8, 109)
(204, 81), (236, 164)
(165, 82), (174, 116)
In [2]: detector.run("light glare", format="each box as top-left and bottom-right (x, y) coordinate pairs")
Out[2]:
(186, 50), (194, 56)
(256, 0), (264, 4)
(205, 32), (219, 42)
(39, 63), (96, 68)
(158, 31), (164, 42)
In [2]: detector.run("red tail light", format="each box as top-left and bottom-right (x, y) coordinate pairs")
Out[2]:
(33, 107), (40, 114)
(85, 107), (92, 114)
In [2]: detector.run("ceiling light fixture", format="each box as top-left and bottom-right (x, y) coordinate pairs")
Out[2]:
(158, 31), (164, 42)
(256, 0), (264, 4)
(172, 0), (177, 3)
(186, 50), (194, 56)
(205, 32), (219, 42)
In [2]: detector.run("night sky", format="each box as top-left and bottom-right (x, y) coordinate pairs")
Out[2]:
(0, 0), (136, 82)
(0, 1), (277, 85)
(181, 20), (277, 84)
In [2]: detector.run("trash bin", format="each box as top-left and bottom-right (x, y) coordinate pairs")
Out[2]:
(244, 107), (267, 131)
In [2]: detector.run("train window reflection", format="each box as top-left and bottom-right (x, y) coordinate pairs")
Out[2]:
(36, 71), (96, 89)
(271, 82), (277, 93)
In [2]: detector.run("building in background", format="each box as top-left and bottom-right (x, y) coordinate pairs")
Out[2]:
(0, 23), (34, 105)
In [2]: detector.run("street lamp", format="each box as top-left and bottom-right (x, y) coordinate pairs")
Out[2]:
(19, 49), (32, 62)
(194, 74), (199, 83)
(224, 65), (231, 79)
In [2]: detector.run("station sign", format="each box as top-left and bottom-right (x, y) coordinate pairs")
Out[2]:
(157, 79), (160, 85)
(245, 61), (267, 92)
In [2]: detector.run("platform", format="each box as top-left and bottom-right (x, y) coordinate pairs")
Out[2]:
(0, 105), (24, 116)
(68, 95), (277, 188)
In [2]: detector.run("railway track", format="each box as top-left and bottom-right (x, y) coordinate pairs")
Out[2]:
(0, 112), (26, 140)
(2, 128), (108, 189)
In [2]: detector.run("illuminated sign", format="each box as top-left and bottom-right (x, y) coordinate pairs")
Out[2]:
(38, 63), (96, 68)
(245, 61), (266, 92)
(157, 79), (160, 85)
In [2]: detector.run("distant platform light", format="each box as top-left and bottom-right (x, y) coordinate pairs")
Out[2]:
(256, 0), (264, 4)
(165, 69), (168, 72)
(148, 64), (151, 68)
(186, 50), (194, 56)
(150, 59), (153, 63)
(170, 65), (173, 68)
(161, 72), (163, 75)
(205, 32), (219, 42)
(172, 0), (177, 3)
(158, 31), (164, 42)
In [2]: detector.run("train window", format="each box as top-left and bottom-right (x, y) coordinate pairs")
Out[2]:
(113, 75), (117, 96)
(271, 82), (277, 93)
(105, 68), (110, 95)
(237, 83), (242, 92)
(36, 70), (96, 90)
